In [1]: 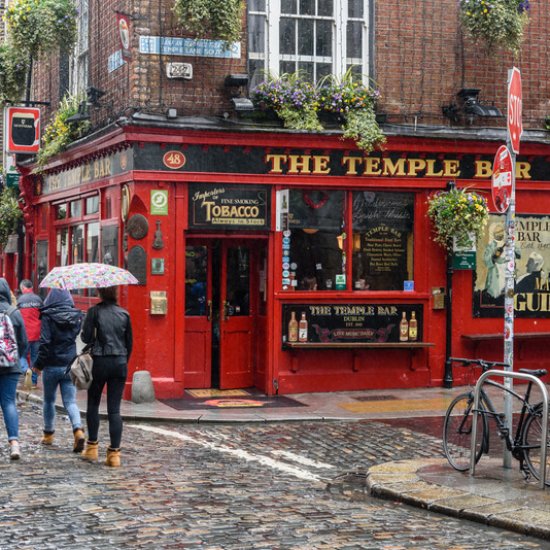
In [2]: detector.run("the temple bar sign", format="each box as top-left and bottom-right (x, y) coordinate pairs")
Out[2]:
(5, 107), (40, 154)
(189, 184), (270, 230)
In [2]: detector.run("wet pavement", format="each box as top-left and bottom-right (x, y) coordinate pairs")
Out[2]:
(12, 383), (550, 545)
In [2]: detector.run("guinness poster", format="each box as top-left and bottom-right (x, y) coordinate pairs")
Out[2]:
(189, 184), (270, 230)
(474, 214), (550, 318)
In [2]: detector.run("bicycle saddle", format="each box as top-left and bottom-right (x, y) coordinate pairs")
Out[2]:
(518, 368), (547, 378)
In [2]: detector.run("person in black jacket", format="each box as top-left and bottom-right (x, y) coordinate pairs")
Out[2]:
(80, 286), (132, 467)
(34, 289), (85, 452)
(0, 278), (28, 460)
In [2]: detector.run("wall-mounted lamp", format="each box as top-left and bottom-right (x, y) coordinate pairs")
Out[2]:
(87, 86), (106, 106)
(225, 74), (252, 114)
(66, 101), (90, 124)
(231, 98), (254, 112)
(443, 88), (503, 124)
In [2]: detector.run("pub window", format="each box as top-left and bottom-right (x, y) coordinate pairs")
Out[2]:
(86, 195), (99, 214)
(101, 225), (118, 266)
(56, 228), (69, 266)
(86, 222), (100, 263)
(55, 203), (67, 220)
(352, 191), (414, 290)
(70, 200), (82, 218)
(71, 224), (85, 264)
(288, 189), (345, 290)
(185, 246), (208, 316)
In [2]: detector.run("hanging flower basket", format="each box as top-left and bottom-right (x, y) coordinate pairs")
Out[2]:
(459, 0), (530, 55)
(427, 188), (489, 250)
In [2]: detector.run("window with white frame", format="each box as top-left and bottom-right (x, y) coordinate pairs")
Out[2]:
(70, 0), (89, 95)
(248, 0), (369, 87)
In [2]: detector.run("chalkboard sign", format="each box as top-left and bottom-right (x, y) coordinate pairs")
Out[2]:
(189, 184), (270, 230)
(282, 303), (423, 346)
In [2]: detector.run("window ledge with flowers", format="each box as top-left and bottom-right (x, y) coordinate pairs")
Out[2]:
(427, 187), (489, 250)
(459, 0), (530, 55)
(250, 70), (385, 154)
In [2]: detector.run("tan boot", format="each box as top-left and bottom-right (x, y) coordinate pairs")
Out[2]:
(81, 440), (99, 462)
(41, 431), (54, 445)
(105, 447), (121, 467)
(73, 429), (85, 453)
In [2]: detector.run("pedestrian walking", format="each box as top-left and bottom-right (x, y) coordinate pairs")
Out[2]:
(17, 279), (43, 388)
(34, 289), (85, 452)
(81, 286), (132, 467)
(0, 278), (28, 460)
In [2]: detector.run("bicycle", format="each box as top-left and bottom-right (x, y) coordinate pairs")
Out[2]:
(442, 357), (549, 484)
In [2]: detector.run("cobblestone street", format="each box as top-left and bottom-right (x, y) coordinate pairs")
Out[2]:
(0, 400), (545, 549)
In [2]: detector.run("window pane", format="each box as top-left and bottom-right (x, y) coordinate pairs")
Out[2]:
(299, 0), (314, 15)
(348, 0), (363, 18)
(72, 224), (85, 263)
(316, 19), (332, 56)
(280, 60), (296, 74)
(101, 225), (118, 266)
(249, 14), (265, 53)
(280, 18), (296, 55)
(298, 19), (314, 55)
(249, 59), (266, 88)
(226, 247), (250, 316)
(70, 200), (82, 218)
(85, 195), (99, 214)
(352, 192), (414, 291)
(249, 0), (265, 10)
(56, 228), (69, 266)
(317, 63), (332, 80)
(56, 204), (67, 220)
(288, 190), (345, 291)
(318, 0), (333, 16)
(347, 21), (363, 59)
(281, 0), (297, 14)
(86, 222), (99, 263)
(347, 64), (362, 79)
(297, 62), (314, 81)
(185, 246), (208, 316)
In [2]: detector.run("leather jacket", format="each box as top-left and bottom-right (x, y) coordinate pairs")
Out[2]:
(81, 302), (133, 358)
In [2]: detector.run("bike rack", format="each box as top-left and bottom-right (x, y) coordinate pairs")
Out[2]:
(470, 370), (548, 490)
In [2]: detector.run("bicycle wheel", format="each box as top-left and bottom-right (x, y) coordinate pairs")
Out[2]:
(521, 403), (550, 486)
(443, 392), (487, 471)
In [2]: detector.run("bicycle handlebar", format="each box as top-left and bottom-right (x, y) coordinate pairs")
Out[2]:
(449, 357), (510, 371)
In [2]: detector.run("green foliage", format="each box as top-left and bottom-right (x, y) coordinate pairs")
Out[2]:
(459, 0), (529, 54)
(5, 0), (78, 58)
(0, 187), (22, 249)
(341, 109), (386, 154)
(36, 93), (91, 167)
(173, 0), (243, 45)
(0, 43), (29, 102)
(251, 72), (322, 131)
(427, 188), (489, 249)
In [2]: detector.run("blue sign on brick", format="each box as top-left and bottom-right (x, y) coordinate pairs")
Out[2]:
(139, 36), (240, 59)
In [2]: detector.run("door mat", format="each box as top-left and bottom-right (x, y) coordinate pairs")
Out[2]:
(160, 393), (307, 410)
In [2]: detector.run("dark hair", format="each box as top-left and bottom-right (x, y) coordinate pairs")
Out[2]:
(20, 279), (33, 290)
(98, 286), (118, 303)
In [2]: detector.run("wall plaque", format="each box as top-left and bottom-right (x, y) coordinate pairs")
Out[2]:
(127, 214), (149, 240)
(127, 245), (147, 285)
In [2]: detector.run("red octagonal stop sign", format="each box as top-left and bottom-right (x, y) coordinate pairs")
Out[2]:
(507, 67), (522, 154)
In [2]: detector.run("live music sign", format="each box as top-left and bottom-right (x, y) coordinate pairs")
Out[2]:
(5, 106), (40, 154)
(507, 67), (522, 154)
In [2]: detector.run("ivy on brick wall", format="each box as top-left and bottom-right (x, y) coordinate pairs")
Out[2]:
(0, 187), (22, 249)
(0, 43), (29, 103)
(172, 0), (243, 45)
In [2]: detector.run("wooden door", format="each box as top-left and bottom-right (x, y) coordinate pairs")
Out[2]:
(219, 242), (256, 389)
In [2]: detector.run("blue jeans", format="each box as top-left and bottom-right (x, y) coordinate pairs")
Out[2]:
(0, 372), (20, 440)
(20, 341), (40, 385)
(42, 367), (82, 433)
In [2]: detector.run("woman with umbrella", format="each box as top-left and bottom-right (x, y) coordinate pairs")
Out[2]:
(80, 286), (133, 467)
(34, 289), (85, 452)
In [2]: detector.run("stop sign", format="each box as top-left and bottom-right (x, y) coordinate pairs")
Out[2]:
(507, 67), (522, 154)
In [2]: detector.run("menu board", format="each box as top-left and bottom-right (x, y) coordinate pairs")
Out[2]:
(282, 303), (423, 346)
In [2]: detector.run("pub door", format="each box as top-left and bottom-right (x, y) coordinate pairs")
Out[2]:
(184, 239), (262, 389)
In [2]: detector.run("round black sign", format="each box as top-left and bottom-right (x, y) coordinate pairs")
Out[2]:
(126, 214), (149, 240)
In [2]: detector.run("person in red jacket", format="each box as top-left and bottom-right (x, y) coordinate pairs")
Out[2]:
(16, 280), (43, 388)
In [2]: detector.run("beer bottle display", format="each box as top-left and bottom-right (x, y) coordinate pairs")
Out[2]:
(408, 311), (418, 341)
(298, 312), (308, 342)
(399, 311), (409, 342)
(288, 311), (298, 342)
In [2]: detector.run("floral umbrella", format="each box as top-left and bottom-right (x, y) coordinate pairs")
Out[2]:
(39, 263), (138, 290)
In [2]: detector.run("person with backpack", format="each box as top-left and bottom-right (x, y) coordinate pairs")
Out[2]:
(34, 289), (85, 453)
(0, 278), (28, 460)
(17, 279), (43, 389)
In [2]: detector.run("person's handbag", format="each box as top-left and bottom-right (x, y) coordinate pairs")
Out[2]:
(67, 345), (93, 390)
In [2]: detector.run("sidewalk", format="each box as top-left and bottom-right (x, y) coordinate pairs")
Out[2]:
(17, 384), (550, 541)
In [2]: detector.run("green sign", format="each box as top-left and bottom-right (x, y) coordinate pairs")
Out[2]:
(150, 190), (168, 215)
(452, 251), (476, 270)
(5, 172), (20, 189)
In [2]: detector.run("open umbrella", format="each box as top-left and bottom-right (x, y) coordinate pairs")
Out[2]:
(39, 263), (139, 290)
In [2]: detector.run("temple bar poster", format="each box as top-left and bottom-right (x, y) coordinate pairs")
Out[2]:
(474, 214), (550, 318)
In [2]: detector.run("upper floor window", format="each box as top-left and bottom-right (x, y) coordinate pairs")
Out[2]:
(70, 0), (89, 95)
(248, 0), (369, 88)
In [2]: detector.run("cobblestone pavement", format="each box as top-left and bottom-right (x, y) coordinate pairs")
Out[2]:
(0, 400), (546, 549)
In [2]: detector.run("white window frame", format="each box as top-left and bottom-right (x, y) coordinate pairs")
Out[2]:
(248, 0), (370, 83)
(70, 0), (89, 96)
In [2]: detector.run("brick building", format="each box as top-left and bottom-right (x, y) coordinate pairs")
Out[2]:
(7, 0), (550, 398)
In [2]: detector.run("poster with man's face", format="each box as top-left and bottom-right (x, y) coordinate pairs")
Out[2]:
(474, 214), (550, 318)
